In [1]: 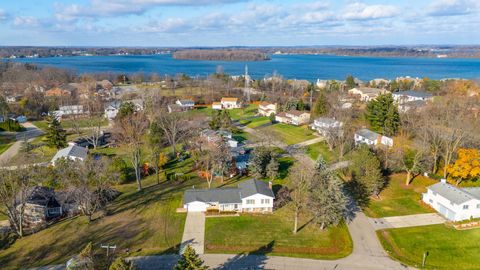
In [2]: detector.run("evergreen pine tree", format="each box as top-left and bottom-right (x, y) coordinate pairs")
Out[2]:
(109, 257), (135, 270)
(308, 157), (348, 230)
(174, 245), (208, 270)
(350, 145), (384, 199)
(345, 75), (356, 90)
(312, 92), (328, 118)
(365, 94), (400, 136)
(46, 116), (67, 149)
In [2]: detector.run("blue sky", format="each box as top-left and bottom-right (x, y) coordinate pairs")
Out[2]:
(0, 0), (479, 46)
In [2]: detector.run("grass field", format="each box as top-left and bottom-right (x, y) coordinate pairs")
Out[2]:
(0, 134), (15, 155)
(378, 224), (480, 270)
(305, 142), (336, 163)
(32, 116), (109, 132)
(263, 123), (316, 145)
(205, 204), (352, 259)
(239, 116), (271, 128)
(364, 174), (436, 218)
(228, 104), (258, 121)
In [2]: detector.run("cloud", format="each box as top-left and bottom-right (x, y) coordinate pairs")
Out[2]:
(56, 0), (248, 19)
(343, 2), (399, 20)
(427, 0), (480, 16)
(0, 9), (8, 21)
(13, 16), (40, 27)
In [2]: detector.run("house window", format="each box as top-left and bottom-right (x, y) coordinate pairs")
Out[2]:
(246, 199), (255, 205)
(477, 204), (480, 209)
(264, 199), (270, 204)
(463, 205), (469, 210)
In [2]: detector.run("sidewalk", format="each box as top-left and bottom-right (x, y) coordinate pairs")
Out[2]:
(369, 213), (446, 230)
(179, 212), (206, 254)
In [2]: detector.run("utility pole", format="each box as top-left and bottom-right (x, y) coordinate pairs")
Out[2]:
(244, 65), (250, 103)
(101, 244), (117, 257)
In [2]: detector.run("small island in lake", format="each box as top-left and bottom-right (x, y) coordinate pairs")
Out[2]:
(173, 49), (270, 61)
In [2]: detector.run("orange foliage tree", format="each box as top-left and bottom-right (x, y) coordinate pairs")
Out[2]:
(446, 148), (480, 185)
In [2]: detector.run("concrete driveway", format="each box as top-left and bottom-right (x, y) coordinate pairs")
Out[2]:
(180, 212), (205, 254)
(369, 213), (446, 230)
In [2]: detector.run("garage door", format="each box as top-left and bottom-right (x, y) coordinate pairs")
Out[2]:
(438, 203), (456, 220)
(187, 201), (207, 212)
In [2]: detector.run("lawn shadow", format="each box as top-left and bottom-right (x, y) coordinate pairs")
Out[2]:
(218, 240), (274, 270)
(296, 218), (314, 233)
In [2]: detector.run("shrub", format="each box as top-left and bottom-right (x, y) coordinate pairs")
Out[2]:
(0, 119), (24, 132)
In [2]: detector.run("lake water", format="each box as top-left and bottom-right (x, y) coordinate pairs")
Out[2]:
(11, 54), (480, 81)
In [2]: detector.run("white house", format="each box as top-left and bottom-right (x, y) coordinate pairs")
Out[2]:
(311, 117), (343, 136)
(183, 179), (274, 213)
(392, 90), (433, 104)
(56, 105), (84, 116)
(220, 97), (242, 109)
(275, 110), (310, 126)
(104, 99), (144, 120)
(258, 102), (277, 117)
(423, 180), (480, 221)
(50, 144), (88, 166)
(212, 102), (223, 110)
(168, 99), (195, 113)
(176, 99), (195, 109)
(354, 128), (393, 147)
(348, 87), (388, 102)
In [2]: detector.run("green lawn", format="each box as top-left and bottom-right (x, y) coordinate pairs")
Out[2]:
(263, 123), (316, 145)
(364, 174), (436, 218)
(305, 142), (336, 163)
(0, 134), (15, 155)
(205, 204), (352, 259)
(228, 104), (258, 121)
(32, 116), (109, 131)
(378, 225), (480, 270)
(239, 116), (271, 128)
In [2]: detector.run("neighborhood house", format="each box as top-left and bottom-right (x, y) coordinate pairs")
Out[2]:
(51, 144), (88, 166)
(104, 99), (144, 120)
(354, 128), (393, 147)
(20, 186), (63, 227)
(275, 110), (310, 126)
(220, 97), (242, 109)
(423, 180), (480, 221)
(53, 105), (85, 117)
(392, 90), (434, 104)
(258, 102), (277, 116)
(348, 87), (388, 102)
(311, 117), (343, 136)
(183, 179), (274, 213)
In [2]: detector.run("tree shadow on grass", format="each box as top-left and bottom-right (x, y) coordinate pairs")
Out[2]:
(218, 241), (274, 270)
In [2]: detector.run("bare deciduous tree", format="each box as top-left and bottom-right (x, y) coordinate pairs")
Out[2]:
(289, 159), (313, 234)
(114, 112), (149, 191)
(0, 167), (38, 237)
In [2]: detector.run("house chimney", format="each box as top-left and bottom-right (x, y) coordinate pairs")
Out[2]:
(440, 178), (447, 184)
(268, 181), (272, 190)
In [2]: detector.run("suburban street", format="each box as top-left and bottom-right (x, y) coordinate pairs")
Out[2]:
(0, 122), (43, 165)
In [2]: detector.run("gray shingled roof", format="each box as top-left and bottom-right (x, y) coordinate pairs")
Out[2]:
(183, 188), (241, 204)
(429, 182), (479, 205)
(356, 128), (379, 141)
(314, 117), (337, 125)
(51, 145), (88, 163)
(239, 179), (274, 198)
(183, 179), (274, 205)
(394, 90), (433, 98)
